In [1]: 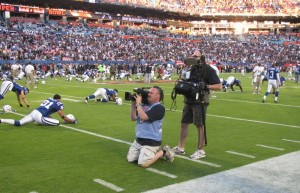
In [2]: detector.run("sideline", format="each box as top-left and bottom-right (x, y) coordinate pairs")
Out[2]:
(143, 151), (300, 193)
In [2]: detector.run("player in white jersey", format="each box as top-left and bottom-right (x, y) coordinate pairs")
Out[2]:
(223, 76), (243, 92)
(262, 64), (281, 103)
(84, 88), (118, 103)
(252, 63), (264, 94)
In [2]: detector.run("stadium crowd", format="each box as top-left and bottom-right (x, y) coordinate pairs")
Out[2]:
(104, 0), (300, 16)
(0, 16), (299, 69)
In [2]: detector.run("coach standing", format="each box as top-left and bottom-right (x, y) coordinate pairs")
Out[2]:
(25, 62), (37, 89)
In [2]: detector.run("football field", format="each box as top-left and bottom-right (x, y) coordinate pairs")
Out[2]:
(0, 73), (299, 193)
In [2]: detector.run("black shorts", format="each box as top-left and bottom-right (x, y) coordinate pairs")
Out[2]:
(181, 103), (208, 126)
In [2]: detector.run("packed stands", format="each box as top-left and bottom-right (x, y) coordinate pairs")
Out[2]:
(102, 0), (300, 16)
(0, 16), (299, 67)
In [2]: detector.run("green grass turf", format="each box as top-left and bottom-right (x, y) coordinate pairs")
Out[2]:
(0, 73), (299, 193)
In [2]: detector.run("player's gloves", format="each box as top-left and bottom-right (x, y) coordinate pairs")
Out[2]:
(73, 119), (78, 124)
(20, 103), (23, 107)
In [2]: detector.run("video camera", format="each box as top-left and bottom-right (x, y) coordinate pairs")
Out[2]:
(125, 87), (150, 105)
(183, 55), (206, 66)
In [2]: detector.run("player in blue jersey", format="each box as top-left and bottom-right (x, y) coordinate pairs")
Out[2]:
(262, 63), (281, 103)
(84, 88), (118, 103)
(0, 94), (76, 126)
(223, 76), (243, 92)
(0, 80), (30, 108)
(77, 69), (94, 82)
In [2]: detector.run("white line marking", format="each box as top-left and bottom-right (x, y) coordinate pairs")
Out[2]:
(146, 168), (177, 178)
(216, 98), (300, 108)
(226, 151), (256, 158)
(282, 139), (300, 143)
(11, 112), (220, 167)
(32, 91), (300, 129)
(208, 114), (300, 129)
(31, 91), (84, 99)
(93, 179), (124, 192)
(169, 109), (300, 129)
(175, 155), (221, 167)
(60, 124), (132, 145)
(63, 98), (81, 102)
(256, 144), (284, 151)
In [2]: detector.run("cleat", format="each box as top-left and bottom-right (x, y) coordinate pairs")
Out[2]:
(262, 99), (265, 103)
(84, 97), (88, 104)
(274, 100), (278, 103)
(163, 145), (174, 163)
(172, 146), (185, 155)
(189, 149), (206, 160)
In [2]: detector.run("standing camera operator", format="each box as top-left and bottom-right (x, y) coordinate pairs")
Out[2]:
(127, 86), (174, 167)
(172, 50), (222, 160)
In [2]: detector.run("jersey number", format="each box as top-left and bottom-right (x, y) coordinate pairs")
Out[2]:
(269, 71), (275, 79)
(41, 100), (53, 109)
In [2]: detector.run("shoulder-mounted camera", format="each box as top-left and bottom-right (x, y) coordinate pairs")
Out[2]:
(125, 87), (150, 105)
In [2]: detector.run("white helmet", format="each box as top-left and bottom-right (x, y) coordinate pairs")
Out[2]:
(116, 98), (123, 105)
(3, 105), (12, 112)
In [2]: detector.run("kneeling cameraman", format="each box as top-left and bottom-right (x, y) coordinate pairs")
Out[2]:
(172, 50), (222, 160)
(127, 86), (174, 167)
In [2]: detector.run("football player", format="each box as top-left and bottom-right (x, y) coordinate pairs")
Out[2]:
(262, 64), (281, 103)
(0, 80), (30, 108)
(223, 76), (243, 92)
(0, 94), (76, 126)
(84, 88), (118, 103)
(77, 69), (94, 82)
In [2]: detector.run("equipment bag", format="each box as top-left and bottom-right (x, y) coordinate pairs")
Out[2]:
(174, 80), (194, 95)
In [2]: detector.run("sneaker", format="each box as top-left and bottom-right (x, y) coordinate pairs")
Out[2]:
(189, 149), (206, 160)
(172, 146), (185, 155)
(163, 145), (174, 163)
(84, 97), (88, 104)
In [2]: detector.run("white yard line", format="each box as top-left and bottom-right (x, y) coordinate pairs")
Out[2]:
(93, 179), (124, 192)
(61, 98), (81, 102)
(282, 139), (300, 143)
(175, 154), (221, 167)
(146, 168), (177, 178)
(208, 114), (300, 129)
(216, 98), (300, 108)
(256, 144), (284, 151)
(170, 109), (299, 129)
(226, 151), (256, 158)
(60, 124), (132, 145)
